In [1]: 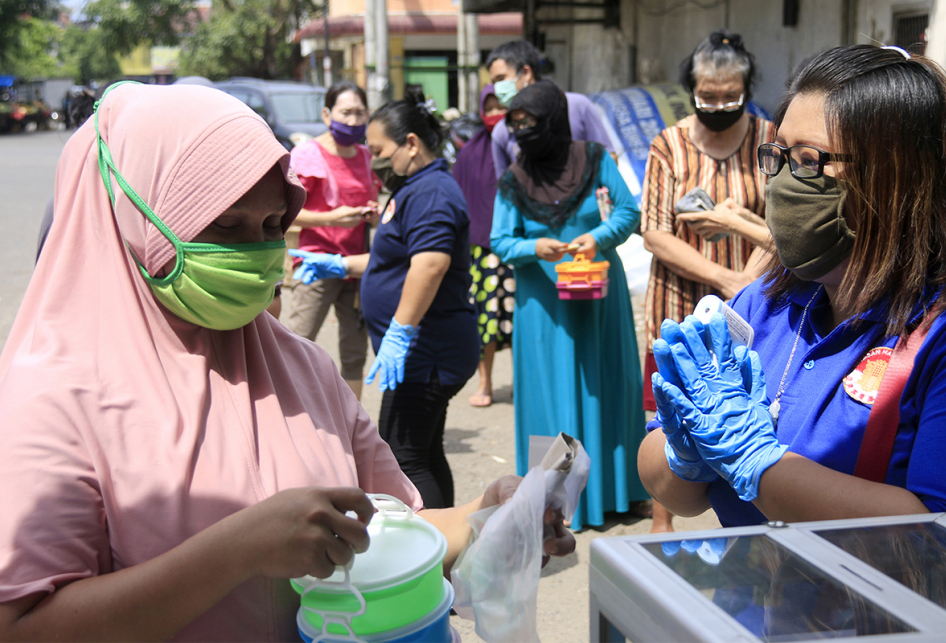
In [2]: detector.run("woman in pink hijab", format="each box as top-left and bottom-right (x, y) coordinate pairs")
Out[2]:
(0, 83), (573, 641)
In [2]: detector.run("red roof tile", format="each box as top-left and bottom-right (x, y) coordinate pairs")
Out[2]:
(295, 12), (522, 40)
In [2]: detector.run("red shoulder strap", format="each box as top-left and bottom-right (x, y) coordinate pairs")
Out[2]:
(854, 325), (929, 483)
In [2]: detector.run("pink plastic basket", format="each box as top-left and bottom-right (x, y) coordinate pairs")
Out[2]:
(556, 278), (610, 300)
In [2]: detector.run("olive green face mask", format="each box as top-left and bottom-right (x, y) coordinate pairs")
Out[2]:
(95, 82), (286, 330)
(765, 168), (855, 281)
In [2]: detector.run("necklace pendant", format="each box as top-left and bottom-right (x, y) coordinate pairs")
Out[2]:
(770, 399), (780, 427)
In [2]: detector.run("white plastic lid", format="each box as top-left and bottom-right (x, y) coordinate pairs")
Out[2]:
(295, 494), (447, 593)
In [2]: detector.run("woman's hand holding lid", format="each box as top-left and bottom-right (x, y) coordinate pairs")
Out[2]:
(567, 233), (597, 259)
(233, 487), (375, 580)
(535, 237), (569, 262)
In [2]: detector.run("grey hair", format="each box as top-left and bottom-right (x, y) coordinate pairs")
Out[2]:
(692, 49), (751, 86)
(680, 30), (756, 100)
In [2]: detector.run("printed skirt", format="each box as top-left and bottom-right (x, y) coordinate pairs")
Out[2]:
(469, 245), (514, 351)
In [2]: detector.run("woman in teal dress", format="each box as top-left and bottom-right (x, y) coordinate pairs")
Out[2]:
(490, 80), (649, 529)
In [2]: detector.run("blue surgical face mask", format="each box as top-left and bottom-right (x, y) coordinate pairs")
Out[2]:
(494, 70), (523, 108)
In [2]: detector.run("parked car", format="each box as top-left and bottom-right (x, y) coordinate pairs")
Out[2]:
(214, 78), (327, 149)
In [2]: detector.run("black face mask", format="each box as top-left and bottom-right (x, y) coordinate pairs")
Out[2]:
(514, 121), (552, 157)
(371, 155), (407, 193)
(513, 119), (569, 170)
(694, 104), (745, 132)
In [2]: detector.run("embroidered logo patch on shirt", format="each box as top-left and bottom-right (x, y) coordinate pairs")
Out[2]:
(843, 346), (893, 405)
(381, 198), (396, 224)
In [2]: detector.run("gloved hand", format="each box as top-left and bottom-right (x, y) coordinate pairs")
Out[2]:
(365, 318), (417, 392)
(653, 318), (717, 482)
(653, 320), (787, 502)
(288, 249), (347, 284)
(659, 314), (769, 406)
(735, 344), (770, 409)
(660, 537), (732, 565)
(652, 374), (719, 483)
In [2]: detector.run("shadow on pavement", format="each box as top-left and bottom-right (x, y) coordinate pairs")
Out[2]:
(444, 427), (481, 454)
(488, 383), (513, 405)
(540, 548), (579, 577)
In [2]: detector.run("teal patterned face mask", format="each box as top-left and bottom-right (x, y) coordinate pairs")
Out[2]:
(95, 82), (285, 330)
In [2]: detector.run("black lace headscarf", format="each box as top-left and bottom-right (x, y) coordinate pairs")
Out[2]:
(497, 80), (603, 228)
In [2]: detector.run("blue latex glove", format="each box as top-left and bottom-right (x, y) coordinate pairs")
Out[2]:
(653, 318), (718, 482)
(652, 374), (718, 483)
(661, 538), (731, 566)
(735, 344), (770, 409)
(660, 541), (682, 557)
(365, 318), (417, 392)
(288, 249), (347, 284)
(653, 323), (788, 502)
(659, 315), (768, 405)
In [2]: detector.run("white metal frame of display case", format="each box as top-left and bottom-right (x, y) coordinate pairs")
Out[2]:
(589, 512), (946, 643)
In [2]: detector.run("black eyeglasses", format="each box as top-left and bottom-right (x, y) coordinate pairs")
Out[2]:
(758, 143), (851, 179)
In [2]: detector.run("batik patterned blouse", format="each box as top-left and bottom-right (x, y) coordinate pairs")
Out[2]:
(641, 115), (775, 351)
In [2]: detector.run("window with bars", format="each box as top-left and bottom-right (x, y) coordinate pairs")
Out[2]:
(893, 11), (929, 55)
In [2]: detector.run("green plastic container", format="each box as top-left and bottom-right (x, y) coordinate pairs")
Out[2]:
(291, 494), (448, 636)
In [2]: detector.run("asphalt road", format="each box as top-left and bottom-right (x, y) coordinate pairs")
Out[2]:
(2, 130), (721, 642)
(0, 129), (71, 345)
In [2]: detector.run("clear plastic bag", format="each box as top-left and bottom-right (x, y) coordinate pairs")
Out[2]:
(451, 434), (590, 642)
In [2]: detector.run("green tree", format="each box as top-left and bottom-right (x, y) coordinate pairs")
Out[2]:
(0, 0), (56, 69)
(84, 0), (196, 57)
(59, 24), (122, 85)
(179, 0), (319, 80)
(4, 15), (63, 78)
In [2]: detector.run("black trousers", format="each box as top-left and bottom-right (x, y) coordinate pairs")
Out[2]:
(377, 373), (464, 509)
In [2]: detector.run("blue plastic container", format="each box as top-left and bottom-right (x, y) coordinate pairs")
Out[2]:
(297, 578), (454, 643)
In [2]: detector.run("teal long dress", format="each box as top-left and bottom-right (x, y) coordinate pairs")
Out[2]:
(490, 151), (649, 529)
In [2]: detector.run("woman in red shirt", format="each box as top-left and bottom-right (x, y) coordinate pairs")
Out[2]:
(283, 81), (381, 399)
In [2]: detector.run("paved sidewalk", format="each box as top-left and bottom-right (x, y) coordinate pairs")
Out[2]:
(304, 291), (720, 642)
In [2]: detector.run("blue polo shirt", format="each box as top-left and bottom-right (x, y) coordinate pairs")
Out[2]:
(360, 158), (479, 386)
(708, 280), (946, 527)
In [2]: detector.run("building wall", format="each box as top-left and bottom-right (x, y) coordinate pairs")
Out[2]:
(322, 0), (943, 112)
(727, 0), (845, 114)
(548, 0), (939, 115)
(856, 0), (933, 46)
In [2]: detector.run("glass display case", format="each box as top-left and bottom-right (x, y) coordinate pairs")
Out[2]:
(589, 512), (946, 642)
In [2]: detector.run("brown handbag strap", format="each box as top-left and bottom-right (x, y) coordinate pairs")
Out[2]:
(853, 325), (929, 483)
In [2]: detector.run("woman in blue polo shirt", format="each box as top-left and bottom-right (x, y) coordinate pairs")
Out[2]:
(292, 87), (479, 509)
(639, 45), (946, 528)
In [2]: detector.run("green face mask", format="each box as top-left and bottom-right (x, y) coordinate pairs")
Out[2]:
(95, 82), (286, 330)
(149, 242), (285, 330)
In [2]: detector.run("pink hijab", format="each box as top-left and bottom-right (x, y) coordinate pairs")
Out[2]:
(0, 83), (420, 641)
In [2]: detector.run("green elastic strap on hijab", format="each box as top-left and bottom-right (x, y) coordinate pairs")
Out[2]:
(94, 80), (185, 287)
